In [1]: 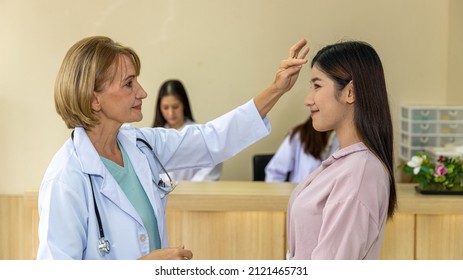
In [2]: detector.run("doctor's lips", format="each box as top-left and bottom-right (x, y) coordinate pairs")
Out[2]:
(133, 104), (142, 110)
(310, 107), (319, 114)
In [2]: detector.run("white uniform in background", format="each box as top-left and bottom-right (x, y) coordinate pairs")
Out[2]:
(265, 132), (338, 183)
(161, 119), (223, 181)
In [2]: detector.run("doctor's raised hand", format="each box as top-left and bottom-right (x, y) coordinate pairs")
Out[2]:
(254, 39), (309, 118)
(37, 36), (308, 260)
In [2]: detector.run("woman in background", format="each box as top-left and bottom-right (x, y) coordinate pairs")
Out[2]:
(265, 116), (338, 183)
(153, 79), (222, 181)
(286, 41), (397, 259)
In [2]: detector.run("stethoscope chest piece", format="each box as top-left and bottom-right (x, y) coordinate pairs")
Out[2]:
(98, 237), (111, 256)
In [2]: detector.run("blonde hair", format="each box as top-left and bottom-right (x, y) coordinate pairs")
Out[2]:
(54, 36), (141, 129)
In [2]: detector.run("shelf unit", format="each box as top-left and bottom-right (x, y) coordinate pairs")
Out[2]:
(399, 105), (463, 161)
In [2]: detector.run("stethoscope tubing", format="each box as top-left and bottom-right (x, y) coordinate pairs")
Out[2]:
(72, 131), (176, 256)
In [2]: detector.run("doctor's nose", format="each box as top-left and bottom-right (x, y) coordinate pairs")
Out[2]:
(137, 89), (147, 99)
(135, 83), (148, 99)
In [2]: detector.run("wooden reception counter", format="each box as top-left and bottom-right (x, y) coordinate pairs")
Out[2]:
(23, 182), (463, 260)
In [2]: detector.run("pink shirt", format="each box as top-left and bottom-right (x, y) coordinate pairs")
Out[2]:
(287, 142), (390, 260)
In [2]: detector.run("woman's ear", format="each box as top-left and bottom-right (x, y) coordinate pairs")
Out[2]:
(91, 93), (102, 112)
(345, 81), (355, 104)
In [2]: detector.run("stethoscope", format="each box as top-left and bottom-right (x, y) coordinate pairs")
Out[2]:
(136, 137), (178, 197)
(73, 132), (177, 256)
(87, 174), (111, 256)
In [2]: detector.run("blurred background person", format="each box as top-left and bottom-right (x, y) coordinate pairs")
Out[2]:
(265, 116), (338, 183)
(153, 79), (222, 181)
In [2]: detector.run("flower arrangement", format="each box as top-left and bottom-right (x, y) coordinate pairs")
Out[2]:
(400, 151), (463, 191)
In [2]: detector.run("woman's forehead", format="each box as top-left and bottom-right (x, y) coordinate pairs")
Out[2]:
(161, 95), (182, 105)
(114, 55), (136, 79)
(310, 65), (330, 81)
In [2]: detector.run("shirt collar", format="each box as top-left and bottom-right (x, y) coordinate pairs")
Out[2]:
(322, 142), (368, 167)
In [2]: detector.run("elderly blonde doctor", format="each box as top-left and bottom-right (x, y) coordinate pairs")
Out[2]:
(37, 36), (309, 260)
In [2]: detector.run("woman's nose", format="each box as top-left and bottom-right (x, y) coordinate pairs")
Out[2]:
(304, 90), (314, 107)
(166, 108), (175, 117)
(136, 84), (148, 99)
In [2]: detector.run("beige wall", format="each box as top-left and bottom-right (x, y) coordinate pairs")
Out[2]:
(0, 0), (460, 195)
(447, 0), (463, 104)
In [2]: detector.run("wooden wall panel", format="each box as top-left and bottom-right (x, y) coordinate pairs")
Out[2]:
(166, 210), (286, 260)
(380, 214), (415, 259)
(0, 195), (26, 260)
(416, 215), (463, 259)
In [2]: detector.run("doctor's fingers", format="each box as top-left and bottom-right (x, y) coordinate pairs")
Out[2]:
(170, 246), (193, 260)
(273, 39), (309, 84)
(272, 58), (306, 92)
(277, 58), (307, 76)
(277, 51), (309, 78)
(288, 39), (310, 60)
(181, 249), (193, 260)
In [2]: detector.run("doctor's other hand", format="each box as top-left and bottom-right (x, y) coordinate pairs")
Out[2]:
(139, 245), (193, 260)
(272, 39), (309, 94)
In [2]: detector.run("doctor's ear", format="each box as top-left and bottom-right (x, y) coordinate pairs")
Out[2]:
(345, 81), (355, 104)
(91, 94), (102, 112)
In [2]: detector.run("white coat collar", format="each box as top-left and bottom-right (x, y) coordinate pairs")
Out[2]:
(72, 127), (106, 176)
(73, 126), (165, 238)
(72, 126), (140, 177)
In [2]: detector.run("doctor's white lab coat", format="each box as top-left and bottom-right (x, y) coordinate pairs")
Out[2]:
(37, 100), (270, 259)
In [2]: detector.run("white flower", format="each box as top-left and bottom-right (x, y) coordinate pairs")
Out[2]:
(407, 155), (424, 175)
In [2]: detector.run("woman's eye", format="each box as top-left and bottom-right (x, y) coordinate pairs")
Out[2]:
(126, 81), (133, 88)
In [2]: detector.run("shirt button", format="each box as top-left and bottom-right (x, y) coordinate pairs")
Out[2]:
(139, 234), (146, 242)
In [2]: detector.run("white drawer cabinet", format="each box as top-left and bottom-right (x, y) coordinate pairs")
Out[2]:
(399, 106), (463, 160)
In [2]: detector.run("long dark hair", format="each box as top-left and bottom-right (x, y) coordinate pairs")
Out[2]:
(312, 41), (397, 218)
(152, 79), (195, 127)
(290, 116), (332, 160)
